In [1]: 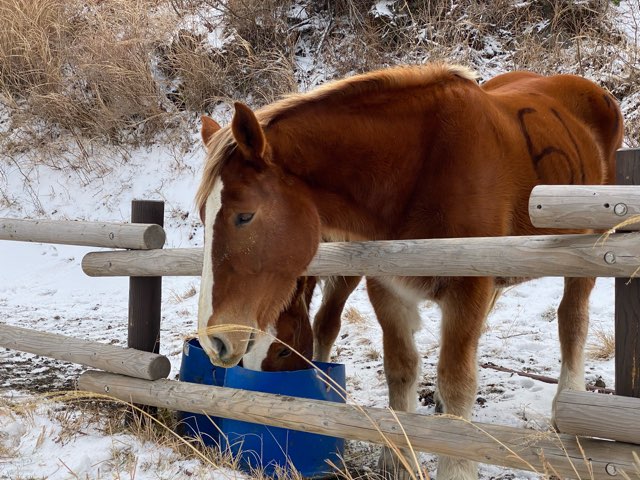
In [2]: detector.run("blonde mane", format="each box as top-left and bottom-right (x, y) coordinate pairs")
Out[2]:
(195, 63), (477, 211)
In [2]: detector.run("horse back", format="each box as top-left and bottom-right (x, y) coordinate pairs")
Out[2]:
(484, 72), (623, 187)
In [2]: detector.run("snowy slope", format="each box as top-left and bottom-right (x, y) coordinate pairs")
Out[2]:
(1, 1), (638, 477)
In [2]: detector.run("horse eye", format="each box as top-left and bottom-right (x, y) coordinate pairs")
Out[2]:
(278, 348), (292, 358)
(235, 212), (254, 226)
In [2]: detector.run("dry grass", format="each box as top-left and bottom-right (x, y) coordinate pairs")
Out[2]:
(0, 393), (252, 478)
(364, 346), (381, 362)
(0, 0), (174, 145)
(158, 30), (229, 112)
(3, 363), (640, 480)
(587, 327), (615, 360)
(0, 0), (638, 158)
(344, 306), (367, 325)
(0, 0), (67, 97)
(169, 284), (198, 304)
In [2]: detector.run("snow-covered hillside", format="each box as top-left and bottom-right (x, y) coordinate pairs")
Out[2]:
(1, 1), (638, 478)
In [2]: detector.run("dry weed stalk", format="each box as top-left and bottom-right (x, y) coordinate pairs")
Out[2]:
(169, 284), (198, 304)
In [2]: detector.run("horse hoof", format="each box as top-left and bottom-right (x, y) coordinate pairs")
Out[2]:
(377, 446), (417, 480)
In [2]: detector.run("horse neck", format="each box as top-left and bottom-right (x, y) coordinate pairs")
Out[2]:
(267, 102), (436, 240)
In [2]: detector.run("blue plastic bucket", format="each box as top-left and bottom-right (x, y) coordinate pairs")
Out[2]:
(178, 338), (346, 478)
(178, 339), (226, 448)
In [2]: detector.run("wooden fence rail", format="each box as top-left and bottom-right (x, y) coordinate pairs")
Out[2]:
(555, 390), (640, 445)
(82, 232), (640, 278)
(78, 370), (637, 480)
(0, 218), (165, 250)
(530, 185), (640, 231)
(0, 324), (170, 380)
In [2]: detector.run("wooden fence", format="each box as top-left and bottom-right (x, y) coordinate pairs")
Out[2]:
(1, 148), (640, 477)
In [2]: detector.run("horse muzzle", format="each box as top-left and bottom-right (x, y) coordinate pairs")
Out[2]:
(199, 329), (252, 368)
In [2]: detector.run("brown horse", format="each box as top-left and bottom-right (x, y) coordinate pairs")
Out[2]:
(196, 63), (623, 479)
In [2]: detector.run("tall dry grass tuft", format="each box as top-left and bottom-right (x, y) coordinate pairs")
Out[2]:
(587, 327), (615, 360)
(158, 30), (229, 111)
(0, 0), (68, 98)
(218, 0), (299, 106)
(223, 0), (294, 53)
(224, 44), (298, 106)
(0, 0), (175, 149)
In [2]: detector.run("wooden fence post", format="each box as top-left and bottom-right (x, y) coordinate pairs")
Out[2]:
(127, 200), (164, 421)
(128, 201), (164, 355)
(615, 148), (640, 398)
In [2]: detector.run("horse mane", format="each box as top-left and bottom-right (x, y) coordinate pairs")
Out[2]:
(195, 62), (477, 212)
(258, 62), (477, 125)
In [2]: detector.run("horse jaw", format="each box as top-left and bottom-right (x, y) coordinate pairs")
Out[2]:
(241, 325), (278, 371)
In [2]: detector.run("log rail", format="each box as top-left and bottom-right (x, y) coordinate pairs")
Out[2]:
(78, 370), (638, 480)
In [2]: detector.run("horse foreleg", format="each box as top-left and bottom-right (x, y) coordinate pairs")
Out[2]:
(366, 277), (421, 479)
(436, 277), (495, 480)
(552, 276), (593, 423)
(312, 276), (361, 362)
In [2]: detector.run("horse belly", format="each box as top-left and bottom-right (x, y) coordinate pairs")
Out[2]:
(495, 276), (534, 288)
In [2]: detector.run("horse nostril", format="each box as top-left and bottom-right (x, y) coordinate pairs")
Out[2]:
(209, 336), (228, 359)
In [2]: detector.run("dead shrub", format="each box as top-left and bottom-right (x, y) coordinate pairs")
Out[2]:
(158, 30), (229, 111)
(224, 42), (298, 106)
(223, 0), (295, 53)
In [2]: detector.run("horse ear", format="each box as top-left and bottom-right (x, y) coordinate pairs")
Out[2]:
(201, 115), (221, 148)
(231, 102), (267, 163)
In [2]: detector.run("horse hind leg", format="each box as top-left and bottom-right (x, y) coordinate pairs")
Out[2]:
(312, 276), (361, 362)
(552, 276), (594, 424)
(436, 277), (495, 480)
(366, 277), (421, 479)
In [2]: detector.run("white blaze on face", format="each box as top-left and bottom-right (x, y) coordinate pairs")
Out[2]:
(197, 179), (223, 356)
(241, 325), (278, 371)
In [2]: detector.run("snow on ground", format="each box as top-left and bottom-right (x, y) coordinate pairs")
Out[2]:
(0, 132), (618, 479)
(0, 1), (635, 473)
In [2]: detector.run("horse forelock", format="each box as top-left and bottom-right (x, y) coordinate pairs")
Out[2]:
(195, 126), (236, 214)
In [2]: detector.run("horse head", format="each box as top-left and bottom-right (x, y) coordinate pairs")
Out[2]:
(196, 103), (321, 368)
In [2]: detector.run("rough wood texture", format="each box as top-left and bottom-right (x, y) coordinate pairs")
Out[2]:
(78, 371), (637, 479)
(82, 232), (640, 278)
(83, 247), (201, 276)
(555, 390), (640, 445)
(0, 324), (170, 380)
(0, 218), (165, 249)
(529, 185), (640, 231)
(615, 149), (640, 398)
